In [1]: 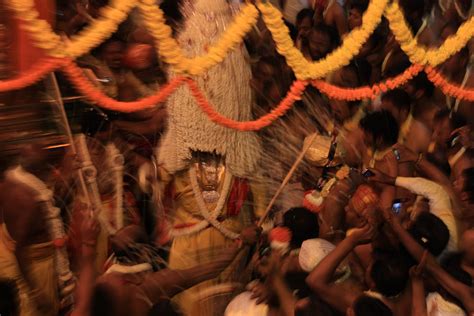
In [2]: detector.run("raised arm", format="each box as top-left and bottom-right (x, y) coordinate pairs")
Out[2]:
(384, 210), (474, 313)
(306, 225), (373, 313)
(140, 246), (240, 303)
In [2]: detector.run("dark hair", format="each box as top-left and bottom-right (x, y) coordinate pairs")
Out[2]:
(90, 283), (117, 316)
(382, 89), (411, 114)
(350, 0), (369, 13)
(408, 212), (450, 256)
(359, 110), (400, 148)
(296, 8), (314, 26)
(353, 295), (393, 316)
(463, 167), (474, 204)
(442, 253), (473, 287)
(312, 23), (341, 50)
(434, 109), (467, 131)
(382, 52), (411, 78)
(0, 279), (18, 316)
(81, 107), (111, 136)
(410, 72), (435, 98)
(283, 207), (319, 248)
(399, 0), (425, 32)
(370, 255), (410, 297)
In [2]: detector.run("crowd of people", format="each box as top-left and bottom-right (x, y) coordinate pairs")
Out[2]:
(0, 0), (473, 315)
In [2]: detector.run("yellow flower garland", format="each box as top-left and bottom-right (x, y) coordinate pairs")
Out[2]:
(137, 0), (259, 75)
(5, 0), (474, 79)
(385, 2), (474, 67)
(5, 0), (137, 58)
(258, 0), (388, 80)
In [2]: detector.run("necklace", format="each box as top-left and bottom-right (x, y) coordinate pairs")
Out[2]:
(189, 165), (239, 239)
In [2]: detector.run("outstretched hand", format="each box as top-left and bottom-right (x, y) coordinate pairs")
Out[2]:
(348, 223), (376, 245)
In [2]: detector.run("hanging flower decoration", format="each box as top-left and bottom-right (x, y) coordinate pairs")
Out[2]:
(5, 0), (137, 58)
(137, 0), (259, 75)
(425, 66), (474, 101)
(311, 64), (423, 100)
(385, 2), (474, 67)
(257, 0), (388, 79)
(0, 58), (65, 92)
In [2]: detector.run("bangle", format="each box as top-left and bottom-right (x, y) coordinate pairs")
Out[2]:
(415, 153), (423, 167)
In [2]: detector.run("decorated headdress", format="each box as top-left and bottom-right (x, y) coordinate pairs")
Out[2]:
(157, 0), (261, 178)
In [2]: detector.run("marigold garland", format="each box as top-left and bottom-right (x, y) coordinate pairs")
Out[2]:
(311, 64), (423, 100)
(0, 58), (65, 92)
(62, 61), (186, 112)
(137, 0), (259, 75)
(385, 2), (474, 67)
(425, 67), (474, 101)
(257, 0), (388, 80)
(186, 78), (309, 131)
(5, 0), (136, 58)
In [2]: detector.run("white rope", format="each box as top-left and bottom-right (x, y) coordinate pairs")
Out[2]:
(188, 165), (240, 239)
(8, 166), (75, 309)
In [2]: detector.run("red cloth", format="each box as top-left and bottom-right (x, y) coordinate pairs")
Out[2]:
(11, 0), (55, 74)
(226, 178), (250, 217)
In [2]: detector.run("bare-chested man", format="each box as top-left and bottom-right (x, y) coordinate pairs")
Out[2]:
(0, 141), (73, 316)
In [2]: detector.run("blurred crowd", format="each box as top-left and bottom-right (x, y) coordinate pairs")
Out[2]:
(0, 0), (474, 316)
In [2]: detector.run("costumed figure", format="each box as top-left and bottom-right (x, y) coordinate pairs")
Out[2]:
(145, 0), (266, 314)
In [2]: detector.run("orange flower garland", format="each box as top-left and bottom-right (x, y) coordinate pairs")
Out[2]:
(311, 65), (423, 100)
(0, 58), (65, 92)
(186, 78), (309, 131)
(2, 58), (473, 132)
(61, 61), (186, 112)
(425, 66), (474, 101)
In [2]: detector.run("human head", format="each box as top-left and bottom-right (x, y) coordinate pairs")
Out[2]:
(345, 184), (380, 228)
(359, 110), (399, 151)
(348, 0), (369, 30)
(99, 38), (125, 70)
(368, 255), (410, 297)
(381, 89), (411, 125)
(399, 0), (425, 32)
(408, 212), (450, 256)
(453, 167), (474, 208)
(404, 72), (435, 102)
(283, 207), (319, 248)
(329, 60), (370, 123)
(347, 295), (393, 316)
(19, 140), (69, 177)
(0, 279), (18, 316)
(307, 24), (339, 61)
(432, 109), (467, 148)
(296, 9), (314, 37)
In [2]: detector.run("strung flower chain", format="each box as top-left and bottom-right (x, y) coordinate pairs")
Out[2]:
(4, 0), (474, 78)
(137, 0), (259, 75)
(425, 66), (474, 101)
(5, 0), (136, 58)
(311, 64), (423, 100)
(188, 164), (239, 239)
(257, 0), (388, 79)
(385, 2), (474, 67)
